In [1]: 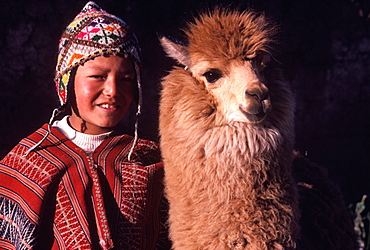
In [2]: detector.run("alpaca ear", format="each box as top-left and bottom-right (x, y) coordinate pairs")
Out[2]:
(160, 36), (191, 67)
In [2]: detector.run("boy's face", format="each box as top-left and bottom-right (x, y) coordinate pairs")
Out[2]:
(69, 55), (136, 134)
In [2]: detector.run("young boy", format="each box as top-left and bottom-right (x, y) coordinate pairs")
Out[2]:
(0, 2), (169, 249)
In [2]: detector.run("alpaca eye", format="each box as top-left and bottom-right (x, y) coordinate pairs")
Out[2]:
(203, 69), (223, 83)
(259, 54), (271, 69)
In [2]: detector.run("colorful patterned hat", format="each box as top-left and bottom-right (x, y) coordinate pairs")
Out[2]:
(55, 1), (141, 106)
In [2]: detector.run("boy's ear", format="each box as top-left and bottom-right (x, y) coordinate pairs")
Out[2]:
(160, 37), (190, 67)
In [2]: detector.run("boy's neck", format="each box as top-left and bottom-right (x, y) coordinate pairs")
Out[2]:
(52, 116), (112, 153)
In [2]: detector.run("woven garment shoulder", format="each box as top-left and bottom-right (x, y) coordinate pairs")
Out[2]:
(0, 124), (165, 250)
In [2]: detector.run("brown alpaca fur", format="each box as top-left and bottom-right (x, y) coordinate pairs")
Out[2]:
(159, 9), (299, 249)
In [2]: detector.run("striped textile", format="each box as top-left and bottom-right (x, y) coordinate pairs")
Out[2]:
(0, 124), (170, 249)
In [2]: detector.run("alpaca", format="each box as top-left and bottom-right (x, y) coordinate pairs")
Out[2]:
(159, 8), (359, 250)
(159, 9), (299, 249)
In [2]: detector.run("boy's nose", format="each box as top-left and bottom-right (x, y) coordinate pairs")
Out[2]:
(103, 78), (118, 97)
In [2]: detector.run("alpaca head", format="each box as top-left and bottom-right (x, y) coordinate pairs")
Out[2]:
(161, 9), (285, 126)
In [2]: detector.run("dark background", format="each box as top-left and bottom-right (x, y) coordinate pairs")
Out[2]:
(0, 0), (369, 208)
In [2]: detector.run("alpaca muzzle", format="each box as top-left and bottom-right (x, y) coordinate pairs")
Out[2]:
(241, 86), (271, 122)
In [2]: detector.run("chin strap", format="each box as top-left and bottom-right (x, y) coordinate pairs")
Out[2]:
(127, 61), (142, 161)
(24, 107), (65, 157)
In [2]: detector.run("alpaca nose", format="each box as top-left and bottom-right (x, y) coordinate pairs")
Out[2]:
(244, 83), (271, 115)
(245, 84), (269, 102)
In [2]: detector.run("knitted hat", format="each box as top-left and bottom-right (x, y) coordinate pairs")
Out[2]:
(55, 1), (141, 106)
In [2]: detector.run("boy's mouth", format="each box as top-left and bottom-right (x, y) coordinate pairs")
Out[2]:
(98, 104), (119, 109)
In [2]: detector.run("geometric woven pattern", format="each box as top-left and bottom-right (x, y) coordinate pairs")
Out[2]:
(0, 124), (166, 249)
(0, 197), (37, 249)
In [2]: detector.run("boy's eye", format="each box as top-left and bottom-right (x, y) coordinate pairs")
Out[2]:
(93, 75), (104, 78)
(122, 76), (134, 81)
(120, 75), (136, 84)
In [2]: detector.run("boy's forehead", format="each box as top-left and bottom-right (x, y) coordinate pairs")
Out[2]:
(79, 55), (135, 72)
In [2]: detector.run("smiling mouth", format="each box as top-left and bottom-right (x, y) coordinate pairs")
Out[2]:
(98, 104), (119, 109)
